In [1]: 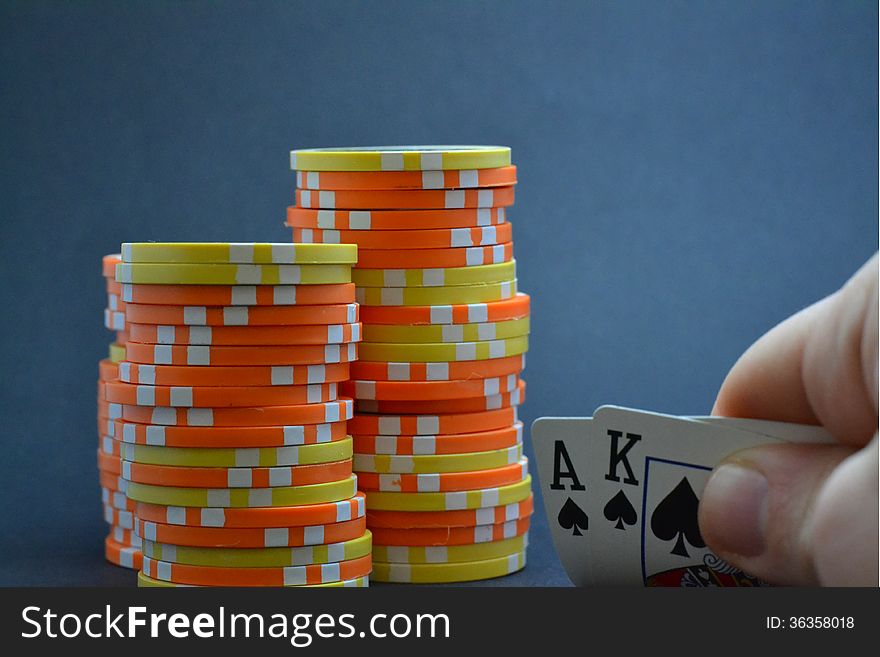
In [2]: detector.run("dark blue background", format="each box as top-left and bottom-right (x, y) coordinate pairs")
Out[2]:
(0, 0), (876, 586)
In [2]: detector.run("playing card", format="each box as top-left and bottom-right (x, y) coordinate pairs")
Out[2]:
(688, 416), (835, 444)
(586, 406), (790, 586)
(531, 417), (594, 586)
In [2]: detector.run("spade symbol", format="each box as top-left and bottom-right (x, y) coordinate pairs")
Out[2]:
(557, 497), (589, 536)
(650, 477), (706, 557)
(603, 490), (637, 530)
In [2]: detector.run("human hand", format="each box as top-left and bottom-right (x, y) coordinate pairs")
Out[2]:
(698, 254), (878, 586)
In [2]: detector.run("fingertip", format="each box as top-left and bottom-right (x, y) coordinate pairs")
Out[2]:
(699, 443), (854, 585)
(711, 304), (821, 424)
(699, 462), (769, 558)
(808, 438), (879, 586)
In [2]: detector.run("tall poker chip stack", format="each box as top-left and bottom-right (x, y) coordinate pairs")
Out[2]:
(99, 253), (143, 570)
(106, 243), (371, 587)
(287, 146), (533, 584)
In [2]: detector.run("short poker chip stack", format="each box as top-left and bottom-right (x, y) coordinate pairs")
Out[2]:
(108, 243), (371, 587)
(287, 147), (533, 583)
(99, 253), (142, 570)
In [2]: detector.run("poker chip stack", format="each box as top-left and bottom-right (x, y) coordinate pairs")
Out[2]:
(99, 253), (143, 570)
(287, 146), (533, 583)
(106, 243), (371, 587)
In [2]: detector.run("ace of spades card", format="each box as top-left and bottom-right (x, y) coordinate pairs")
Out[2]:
(531, 417), (594, 586)
(586, 406), (795, 587)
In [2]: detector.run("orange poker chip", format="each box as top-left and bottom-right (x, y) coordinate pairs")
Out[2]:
(98, 434), (115, 454)
(286, 206), (507, 231)
(103, 486), (137, 511)
(349, 354), (525, 382)
(100, 470), (127, 492)
(104, 308), (126, 331)
(141, 554), (371, 586)
(103, 381), (338, 407)
(117, 398), (353, 427)
(295, 166), (517, 191)
(136, 515), (367, 548)
(295, 185), (515, 210)
(120, 458), (352, 489)
(116, 330), (129, 343)
(107, 288), (124, 310)
(117, 361), (351, 387)
(99, 434), (122, 456)
(292, 223), (511, 250)
(124, 342), (357, 366)
(107, 524), (141, 544)
(119, 282), (355, 306)
(135, 492), (366, 527)
(347, 406), (517, 436)
(367, 495), (534, 530)
(106, 288), (126, 314)
(98, 432), (112, 451)
(99, 359), (119, 382)
(102, 254), (121, 279)
(352, 423), (523, 456)
(127, 322), (362, 346)
(104, 536), (143, 570)
(103, 504), (135, 529)
(112, 419), (349, 448)
(107, 527), (142, 549)
(369, 515), (531, 547)
(123, 302), (358, 326)
(341, 374), (519, 401)
(107, 278), (122, 295)
(98, 449), (121, 474)
(106, 297), (128, 315)
(346, 243), (513, 269)
(358, 458), (527, 493)
(97, 398), (121, 421)
(355, 379), (525, 415)
(359, 293), (529, 325)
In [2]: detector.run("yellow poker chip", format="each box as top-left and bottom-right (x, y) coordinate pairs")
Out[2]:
(365, 475), (532, 512)
(355, 280), (517, 307)
(290, 146), (511, 172)
(126, 474), (358, 508)
(361, 317), (530, 344)
(372, 550), (526, 583)
(121, 243), (357, 265)
(353, 444), (523, 474)
(351, 261), (516, 288)
(142, 531), (372, 567)
(118, 436), (353, 467)
(358, 335), (528, 363)
(109, 343), (126, 363)
(373, 533), (528, 564)
(115, 263), (351, 286)
(137, 571), (369, 587)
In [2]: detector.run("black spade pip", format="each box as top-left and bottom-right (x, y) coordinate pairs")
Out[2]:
(650, 477), (706, 557)
(557, 497), (589, 536)
(603, 490), (637, 530)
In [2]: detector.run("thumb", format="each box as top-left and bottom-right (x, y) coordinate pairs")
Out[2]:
(698, 441), (877, 585)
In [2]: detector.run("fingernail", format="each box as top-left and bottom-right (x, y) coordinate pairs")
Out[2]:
(701, 464), (769, 557)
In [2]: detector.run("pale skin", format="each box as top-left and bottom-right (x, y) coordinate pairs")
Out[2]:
(698, 254), (879, 586)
